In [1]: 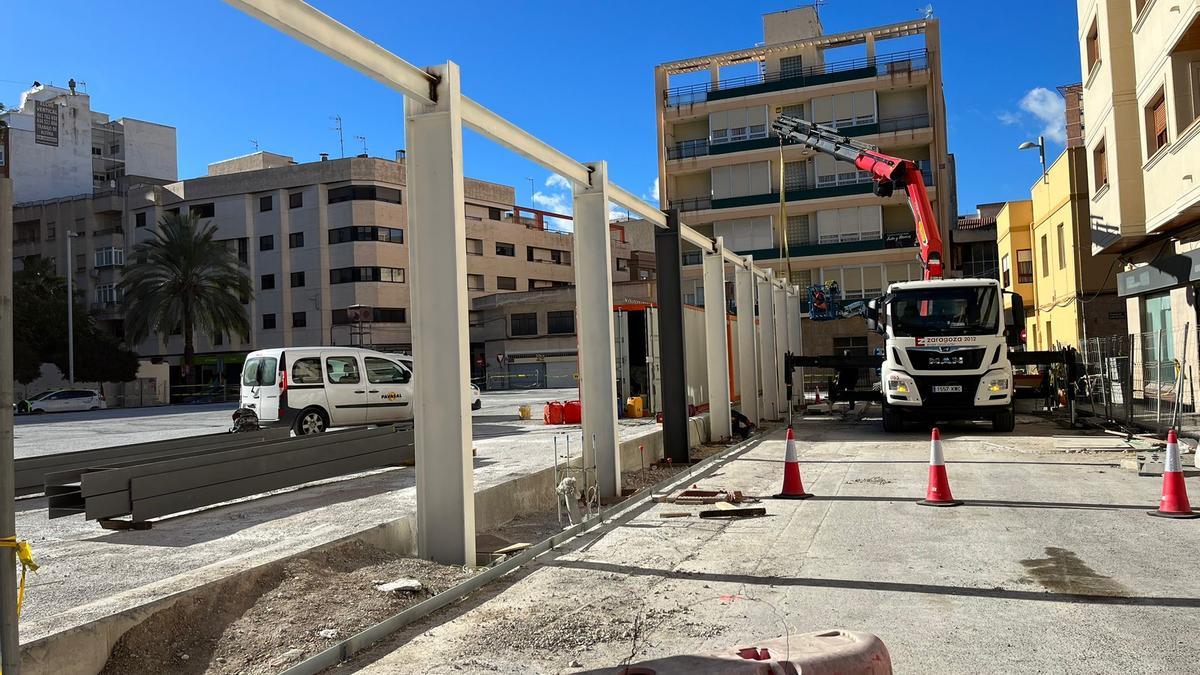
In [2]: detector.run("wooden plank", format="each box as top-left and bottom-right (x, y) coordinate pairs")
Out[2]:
(698, 507), (766, 519)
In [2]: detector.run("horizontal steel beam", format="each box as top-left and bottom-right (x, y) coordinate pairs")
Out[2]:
(461, 99), (592, 186)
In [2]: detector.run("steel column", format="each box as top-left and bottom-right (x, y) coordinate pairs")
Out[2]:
(405, 62), (475, 565)
(734, 259), (759, 424)
(773, 284), (789, 416)
(0, 176), (20, 674)
(757, 273), (779, 422)
(703, 239), (732, 441)
(655, 212), (690, 463)
(572, 162), (621, 498)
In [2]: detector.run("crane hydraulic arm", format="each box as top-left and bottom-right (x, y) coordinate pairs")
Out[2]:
(771, 115), (944, 280)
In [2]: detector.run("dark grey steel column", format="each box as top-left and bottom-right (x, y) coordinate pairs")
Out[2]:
(656, 211), (689, 464)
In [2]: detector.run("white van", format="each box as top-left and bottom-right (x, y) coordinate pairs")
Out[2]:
(240, 347), (413, 434)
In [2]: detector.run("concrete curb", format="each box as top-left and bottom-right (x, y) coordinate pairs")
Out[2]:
(19, 419), (707, 675)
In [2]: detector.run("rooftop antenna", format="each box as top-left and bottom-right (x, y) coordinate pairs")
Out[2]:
(330, 115), (345, 158)
(918, 3), (934, 19)
(250, 139), (259, 151)
(355, 135), (368, 156)
(811, 0), (826, 17)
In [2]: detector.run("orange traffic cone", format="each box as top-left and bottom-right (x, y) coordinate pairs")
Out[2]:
(774, 426), (812, 500)
(917, 427), (962, 507)
(1148, 429), (1198, 519)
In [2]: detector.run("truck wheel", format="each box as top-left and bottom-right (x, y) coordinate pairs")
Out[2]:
(992, 405), (1015, 432)
(881, 403), (904, 432)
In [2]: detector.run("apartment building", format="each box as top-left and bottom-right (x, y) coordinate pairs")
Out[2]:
(997, 148), (1124, 351)
(116, 152), (634, 384)
(654, 7), (953, 355)
(1, 82), (177, 202)
(1078, 1), (1200, 378)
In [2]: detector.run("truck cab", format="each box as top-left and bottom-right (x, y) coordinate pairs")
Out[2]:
(867, 278), (1016, 432)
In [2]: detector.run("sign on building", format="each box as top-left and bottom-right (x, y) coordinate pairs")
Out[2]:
(35, 101), (59, 146)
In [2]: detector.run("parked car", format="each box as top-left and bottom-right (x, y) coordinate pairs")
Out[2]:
(16, 388), (106, 414)
(241, 347), (414, 435)
(391, 353), (483, 410)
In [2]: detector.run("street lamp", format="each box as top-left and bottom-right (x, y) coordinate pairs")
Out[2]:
(1018, 136), (1047, 183)
(65, 230), (81, 383)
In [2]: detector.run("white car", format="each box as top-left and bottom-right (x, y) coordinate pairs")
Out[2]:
(391, 354), (483, 411)
(16, 388), (106, 414)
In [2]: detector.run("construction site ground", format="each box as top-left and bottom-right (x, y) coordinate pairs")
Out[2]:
(322, 415), (1200, 674)
(15, 387), (655, 643)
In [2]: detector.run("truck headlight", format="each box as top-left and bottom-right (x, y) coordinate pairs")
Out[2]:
(887, 375), (914, 394)
(987, 377), (1010, 392)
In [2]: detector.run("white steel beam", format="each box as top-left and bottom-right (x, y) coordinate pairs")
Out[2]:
(773, 283), (789, 417)
(573, 162), (621, 498)
(405, 62), (475, 566)
(703, 239), (732, 440)
(608, 184), (666, 228)
(757, 272), (779, 422)
(461, 99), (591, 186)
(734, 260), (759, 424)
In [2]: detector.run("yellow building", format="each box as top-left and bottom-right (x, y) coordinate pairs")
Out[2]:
(997, 148), (1124, 350)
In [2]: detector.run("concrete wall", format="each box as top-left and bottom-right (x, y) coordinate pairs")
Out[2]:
(120, 119), (177, 182)
(4, 88), (94, 202)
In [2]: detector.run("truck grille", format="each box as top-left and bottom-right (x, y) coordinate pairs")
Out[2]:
(906, 347), (987, 370)
(915, 375), (982, 407)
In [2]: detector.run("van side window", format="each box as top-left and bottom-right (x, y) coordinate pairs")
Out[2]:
(292, 358), (323, 384)
(365, 357), (408, 384)
(325, 356), (361, 384)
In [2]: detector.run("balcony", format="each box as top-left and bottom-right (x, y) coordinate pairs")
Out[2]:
(712, 180), (875, 210)
(665, 49), (929, 107)
(666, 113), (932, 162)
(668, 196), (713, 213)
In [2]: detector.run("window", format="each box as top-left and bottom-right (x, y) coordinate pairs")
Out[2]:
(783, 161), (809, 191)
(47, 225), (56, 241)
(786, 214), (810, 245)
(1057, 224), (1066, 270)
(327, 226), (404, 244)
(497, 276), (517, 290)
(292, 311), (307, 328)
(617, 258), (629, 271)
(1146, 87), (1168, 155)
(96, 284), (122, 304)
(1086, 18), (1100, 73)
(165, 207), (180, 218)
(135, 212), (147, 228)
(243, 357), (278, 386)
(811, 91), (877, 128)
(290, 271), (305, 288)
(329, 266), (405, 284)
(261, 274), (275, 290)
(1001, 254), (1011, 287)
(511, 312), (538, 336)
(75, 254), (86, 273)
(1017, 249), (1033, 283)
(819, 265), (882, 300)
(236, 238), (248, 265)
(547, 310), (575, 334)
(467, 274), (485, 290)
(190, 203), (215, 219)
(779, 55), (803, 78)
(326, 185), (402, 204)
(325, 356), (360, 384)
(289, 232), (304, 248)
(1038, 235), (1049, 277)
(263, 313), (276, 330)
(496, 242), (515, 256)
(708, 106), (769, 144)
(110, 143), (120, 154)
(815, 207), (882, 244)
(292, 357), (322, 384)
(91, 147), (102, 156)
(213, 332), (223, 346)
(94, 247), (124, 268)
(1093, 139), (1108, 190)
(814, 153), (871, 187)
(365, 357), (408, 384)
(260, 234), (274, 251)
(289, 192), (303, 209)
(259, 195), (273, 212)
(466, 238), (483, 255)
(488, 207), (502, 221)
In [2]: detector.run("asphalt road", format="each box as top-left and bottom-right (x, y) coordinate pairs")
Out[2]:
(12, 387), (580, 459)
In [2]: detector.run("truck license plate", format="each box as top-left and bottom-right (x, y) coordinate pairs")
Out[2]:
(932, 385), (962, 393)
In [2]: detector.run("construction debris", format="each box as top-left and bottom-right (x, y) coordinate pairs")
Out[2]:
(652, 485), (755, 505)
(699, 507), (767, 519)
(375, 578), (423, 593)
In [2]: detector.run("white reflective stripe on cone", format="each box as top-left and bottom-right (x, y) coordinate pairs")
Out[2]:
(1165, 440), (1181, 473)
(929, 439), (945, 467)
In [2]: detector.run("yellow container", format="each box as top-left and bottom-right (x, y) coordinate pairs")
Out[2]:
(517, 404), (533, 420)
(625, 396), (644, 419)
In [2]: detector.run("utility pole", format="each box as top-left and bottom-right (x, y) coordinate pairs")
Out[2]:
(65, 232), (78, 383)
(1, 142), (22, 673)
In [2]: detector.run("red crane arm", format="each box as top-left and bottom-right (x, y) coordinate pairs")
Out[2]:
(771, 115), (944, 280)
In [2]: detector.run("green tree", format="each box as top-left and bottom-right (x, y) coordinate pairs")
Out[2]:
(119, 212), (252, 383)
(12, 255), (138, 384)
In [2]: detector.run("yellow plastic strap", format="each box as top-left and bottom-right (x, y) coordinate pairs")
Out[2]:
(0, 536), (38, 618)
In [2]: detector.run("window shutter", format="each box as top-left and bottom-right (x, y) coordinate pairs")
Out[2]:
(1153, 99), (1167, 138)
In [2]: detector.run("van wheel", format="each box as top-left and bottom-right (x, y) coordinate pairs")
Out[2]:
(992, 405), (1015, 432)
(881, 403), (904, 432)
(295, 408), (329, 435)
(89, 406), (99, 411)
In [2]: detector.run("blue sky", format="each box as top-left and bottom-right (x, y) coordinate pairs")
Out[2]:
(3, 1), (1083, 220)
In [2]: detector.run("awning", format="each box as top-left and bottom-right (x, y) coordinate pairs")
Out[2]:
(1116, 250), (1200, 297)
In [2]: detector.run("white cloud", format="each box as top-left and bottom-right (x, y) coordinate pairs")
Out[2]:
(650, 177), (659, 201)
(1018, 87), (1067, 144)
(545, 174), (572, 191)
(532, 190), (570, 215)
(996, 111), (1020, 126)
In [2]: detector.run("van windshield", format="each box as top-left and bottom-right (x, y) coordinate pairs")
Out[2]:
(242, 357), (278, 386)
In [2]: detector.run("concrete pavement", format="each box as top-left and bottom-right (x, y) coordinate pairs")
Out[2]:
(346, 417), (1200, 674)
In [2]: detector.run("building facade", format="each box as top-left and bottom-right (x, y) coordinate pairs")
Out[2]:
(1078, 0), (1200, 384)
(654, 7), (954, 356)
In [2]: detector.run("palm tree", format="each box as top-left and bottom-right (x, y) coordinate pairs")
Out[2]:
(120, 212), (253, 383)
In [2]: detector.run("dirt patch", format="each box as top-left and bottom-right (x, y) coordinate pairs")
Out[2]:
(101, 541), (475, 675)
(848, 476), (894, 485)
